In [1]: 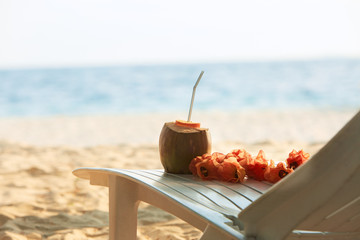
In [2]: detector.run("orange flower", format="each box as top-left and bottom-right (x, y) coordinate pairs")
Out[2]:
(286, 149), (310, 169)
(217, 156), (246, 183)
(189, 154), (208, 176)
(195, 158), (220, 180)
(189, 148), (308, 184)
(239, 150), (269, 181)
(264, 161), (294, 183)
(230, 149), (253, 163)
(211, 152), (226, 163)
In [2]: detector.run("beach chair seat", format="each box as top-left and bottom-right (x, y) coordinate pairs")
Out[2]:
(73, 168), (271, 240)
(73, 111), (360, 240)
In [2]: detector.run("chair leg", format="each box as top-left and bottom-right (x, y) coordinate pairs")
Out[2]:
(109, 175), (139, 240)
(200, 225), (239, 240)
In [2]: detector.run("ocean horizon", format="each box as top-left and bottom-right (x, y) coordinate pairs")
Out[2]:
(1, 58), (360, 118)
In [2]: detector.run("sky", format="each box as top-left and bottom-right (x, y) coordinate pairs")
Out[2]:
(1, 0), (360, 69)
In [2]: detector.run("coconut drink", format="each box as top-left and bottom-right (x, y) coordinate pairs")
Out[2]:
(159, 71), (212, 174)
(159, 120), (211, 174)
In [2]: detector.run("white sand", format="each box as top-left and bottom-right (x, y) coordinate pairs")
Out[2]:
(0, 109), (357, 239)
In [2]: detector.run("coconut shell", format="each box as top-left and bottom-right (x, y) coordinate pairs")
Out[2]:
(159, 122), (211, 174)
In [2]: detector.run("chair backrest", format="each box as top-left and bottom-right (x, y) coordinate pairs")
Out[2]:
(237, 110), (360, 240)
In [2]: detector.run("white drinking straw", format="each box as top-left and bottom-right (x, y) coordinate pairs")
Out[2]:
(187, 71), (204, 122)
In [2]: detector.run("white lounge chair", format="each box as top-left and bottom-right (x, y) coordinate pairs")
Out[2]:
(73, 111), (360, 240)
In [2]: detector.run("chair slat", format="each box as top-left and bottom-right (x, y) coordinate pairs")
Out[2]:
(242, 179), (272, 194)
(217, 180), (270, 201)
(151, 169), (270, 199)
(144, 170), (271, 209)
(124, 169), (239, 214)
(287, 230), (360, 240)
(147, 171), (251, 210)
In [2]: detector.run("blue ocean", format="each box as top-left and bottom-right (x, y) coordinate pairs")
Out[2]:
(0, 59), (359, 117)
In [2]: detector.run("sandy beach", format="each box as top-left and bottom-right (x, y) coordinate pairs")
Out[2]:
(0, 109), (357, 239)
